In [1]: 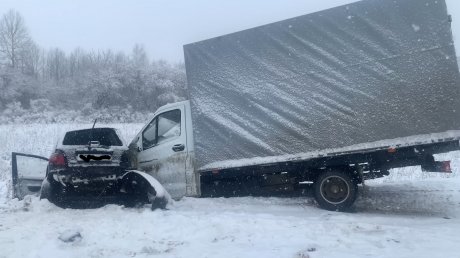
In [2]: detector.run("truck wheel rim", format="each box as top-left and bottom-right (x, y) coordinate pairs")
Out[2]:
(320, 176), (350, 205)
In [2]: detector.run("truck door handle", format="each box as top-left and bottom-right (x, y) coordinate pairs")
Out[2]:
(172, 144), (185, 152)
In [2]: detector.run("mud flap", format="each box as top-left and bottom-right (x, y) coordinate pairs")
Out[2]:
(421, 155), (452, 173)
(120, 170), (172, 209)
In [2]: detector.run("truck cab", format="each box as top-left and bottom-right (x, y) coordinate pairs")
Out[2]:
(129, 100), (199, 199)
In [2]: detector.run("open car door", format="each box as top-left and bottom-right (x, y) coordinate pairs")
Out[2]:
(12, 152), (48, 200)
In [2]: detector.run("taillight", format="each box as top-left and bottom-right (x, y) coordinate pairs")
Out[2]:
(441, 161), (452, 173)
(49, 152), (66, 167)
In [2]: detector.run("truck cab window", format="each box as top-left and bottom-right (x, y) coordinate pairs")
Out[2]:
(157, 109), (181, 144)
(142, 118), (157, 150)
(142, 110), (181, 150)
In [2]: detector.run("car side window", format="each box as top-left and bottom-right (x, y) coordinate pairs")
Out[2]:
(142, 118), (157, 150)
(157, 109), (181, 144)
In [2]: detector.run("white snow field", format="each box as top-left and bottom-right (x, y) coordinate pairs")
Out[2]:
(1, 124), (460, 258)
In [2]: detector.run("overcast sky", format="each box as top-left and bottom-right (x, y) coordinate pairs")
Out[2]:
(0, 0), (459, 63)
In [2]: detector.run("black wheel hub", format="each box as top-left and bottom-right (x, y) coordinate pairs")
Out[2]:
(320, 176), (350, 204)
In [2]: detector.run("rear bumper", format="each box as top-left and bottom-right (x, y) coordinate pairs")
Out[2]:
(46, 173), (122, 197)
(48, 166), (125, 193)
(44, 176), (149, 208)
(49, 166), (125, 178)
(45, 183), (133, 208)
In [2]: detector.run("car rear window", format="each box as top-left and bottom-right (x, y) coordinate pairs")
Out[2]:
(62, 128), (123, 146)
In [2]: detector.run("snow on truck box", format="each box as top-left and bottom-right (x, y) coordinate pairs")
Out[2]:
(184, 0), (460, 170)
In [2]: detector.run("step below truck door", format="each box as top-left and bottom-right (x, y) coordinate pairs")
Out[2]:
(11, 152), (48, 200)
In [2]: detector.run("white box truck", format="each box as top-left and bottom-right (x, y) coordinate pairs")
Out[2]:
(127, 0), (460, 211)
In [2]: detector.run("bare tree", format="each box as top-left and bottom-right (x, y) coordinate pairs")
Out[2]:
(132, 44), (149, 68)
(47, 48), (68, 82)
(19, 41), (41, 76)
(69, 47), (88, 77)
(0, 10), (32, 68)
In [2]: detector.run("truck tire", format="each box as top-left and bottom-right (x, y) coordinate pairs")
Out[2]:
(146, 186), (168, 210)
(313, 170), (358, 211)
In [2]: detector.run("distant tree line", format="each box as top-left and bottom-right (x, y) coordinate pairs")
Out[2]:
(0, 9), (186, 123)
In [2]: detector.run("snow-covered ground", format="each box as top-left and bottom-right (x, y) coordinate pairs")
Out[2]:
(1, 124), (460, 258)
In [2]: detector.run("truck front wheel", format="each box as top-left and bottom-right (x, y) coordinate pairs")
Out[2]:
(314, 170), (358, 211)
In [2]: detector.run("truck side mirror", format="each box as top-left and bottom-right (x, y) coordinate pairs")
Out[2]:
(128, 137), (142, 152)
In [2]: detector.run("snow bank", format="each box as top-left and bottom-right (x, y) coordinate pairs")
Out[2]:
(0, 176), (459, 258)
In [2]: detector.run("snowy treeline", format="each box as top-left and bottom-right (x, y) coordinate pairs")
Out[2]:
(0, 10), (186, 123)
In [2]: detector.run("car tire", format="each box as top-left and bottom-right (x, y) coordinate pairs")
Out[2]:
(40, 177), (67, 207)
(39, 179), (52, 200)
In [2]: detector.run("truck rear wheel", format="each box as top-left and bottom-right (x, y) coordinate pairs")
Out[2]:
(314, 170), (358, 211)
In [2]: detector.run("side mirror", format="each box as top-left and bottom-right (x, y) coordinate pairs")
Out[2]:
(128, 137), (142, 152)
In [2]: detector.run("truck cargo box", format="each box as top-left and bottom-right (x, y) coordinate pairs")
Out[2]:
(184, 0), (460, 170)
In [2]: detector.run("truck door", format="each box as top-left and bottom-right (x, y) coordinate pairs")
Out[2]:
(137, 105), (187, 198)
(11, 152), (48, 199)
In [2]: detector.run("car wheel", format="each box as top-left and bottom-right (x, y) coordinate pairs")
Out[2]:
(40, 177), (67, 208)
